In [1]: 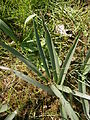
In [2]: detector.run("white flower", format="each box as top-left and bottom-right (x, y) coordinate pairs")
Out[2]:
(55, 24), (72, 37)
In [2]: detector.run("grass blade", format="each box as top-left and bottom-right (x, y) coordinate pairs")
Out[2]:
(33, 18), (50, 78)
(50, 85), (79, 120)
(58, 31), (81, 85)
(0, 41), (47, 82)
(0, 19), (17, 42)
(4, 110), (18, 120)
(42, 19), (58, 82)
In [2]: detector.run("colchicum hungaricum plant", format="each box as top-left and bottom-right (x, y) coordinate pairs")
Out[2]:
(0, 14), (90, 120)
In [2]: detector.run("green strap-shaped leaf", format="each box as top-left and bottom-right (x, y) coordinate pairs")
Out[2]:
(52, 42), (61, 79)
(60, 105), (67, 120)
(50, 85), (79, 120)
(82, 50), (90, 75)
(58, 31), (80, 85)
(42, 19), (58, 82)
(13, 70), (54, 95)
(82, 99), (90, 120)
(33, 19), (50, 78)
(56, 84), (90, 100)
(0, 19), (17, 42)
(0, 66), (54, 96)
(4, 110), (18, 120)
(78, 50), (90, 120)
(0, 41), (47, 82)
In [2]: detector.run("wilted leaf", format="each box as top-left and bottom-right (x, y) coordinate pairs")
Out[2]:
(0, 104), (8, 113)
(24, 14), (36, 26)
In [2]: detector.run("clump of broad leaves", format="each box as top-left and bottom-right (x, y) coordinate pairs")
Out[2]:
(0, 15), (90, 120)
